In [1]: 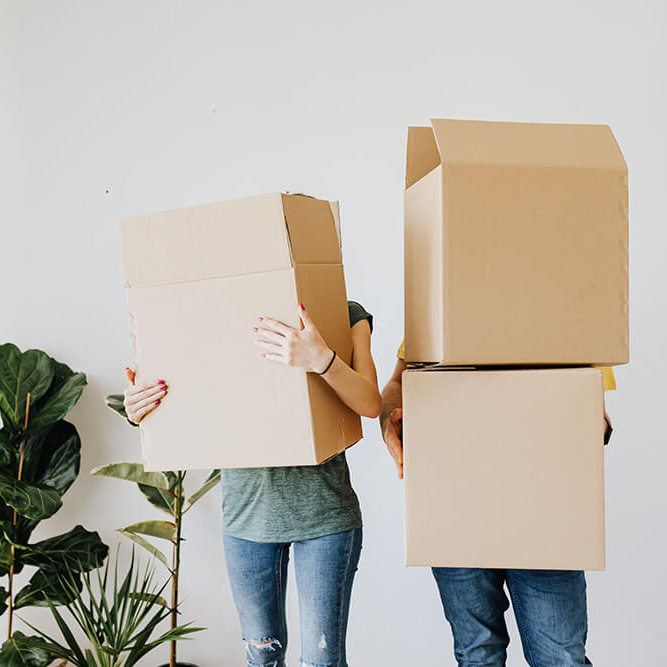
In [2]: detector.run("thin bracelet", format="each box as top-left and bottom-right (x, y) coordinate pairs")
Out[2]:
(317, 350), (337, 375)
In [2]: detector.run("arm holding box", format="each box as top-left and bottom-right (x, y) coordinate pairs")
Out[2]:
(255, 303), (381, 419)
(380, 358), (407, 479)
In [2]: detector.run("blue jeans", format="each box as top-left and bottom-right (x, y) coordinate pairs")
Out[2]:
(223, 528), (362, 667)
(432, 568), (591, 666)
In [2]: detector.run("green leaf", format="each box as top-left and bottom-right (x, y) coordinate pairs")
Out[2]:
(138, 471), (177, 515)
(22, 420), (81, 495)
(186, 469), (221, 508)
(91, 462), (169, 489)
(0, 429), (12, 466)
(21, 524), (108, 572)
(0, 533), (18, 577)
(0, 585), (8, 616)
(26, 369), (87, 435)
(0, 469), (62, 520)
(0, 344), (54, 432)
(122, 520), (176, 542)
(0, 632), (59, 666)
(13, 420), (82, 545)
(105, 393), (139, 428)
(127, 591), (169, 608)
(118, 529), (169, 569)
(14, 567), (83, 609)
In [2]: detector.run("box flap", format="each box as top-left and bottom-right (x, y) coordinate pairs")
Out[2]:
(329, 200), (342, 248)
(429, 118), (627, 170)
(405, 126), (441, 188)
(281, 194), (342, 265)
(120, 193), (291, 288)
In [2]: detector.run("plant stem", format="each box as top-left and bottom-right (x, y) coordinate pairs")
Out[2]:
(170, 470), (185, 667)
(6, 392), (30, 641)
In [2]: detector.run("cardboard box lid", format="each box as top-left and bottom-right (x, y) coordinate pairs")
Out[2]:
(120, 193), (342, 288)
(406, 119), (627, 189)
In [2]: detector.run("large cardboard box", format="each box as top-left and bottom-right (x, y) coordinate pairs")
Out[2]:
(403, 366), (605, 570)
(120, 193), (362, 471)
(404, 118), (628, 366)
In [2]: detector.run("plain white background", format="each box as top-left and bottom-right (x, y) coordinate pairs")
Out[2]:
(1, 1), (666, 664)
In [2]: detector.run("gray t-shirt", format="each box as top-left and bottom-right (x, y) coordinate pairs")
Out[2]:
(220, 301), (373, 543)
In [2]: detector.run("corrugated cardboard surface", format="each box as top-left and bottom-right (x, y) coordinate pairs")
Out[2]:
(404, 119), (629, 366)
(403, 367), (605, 570)
(120, 193), (361, 471)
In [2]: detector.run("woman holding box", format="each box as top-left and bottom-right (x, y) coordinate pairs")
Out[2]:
(123, 299), (380, 667)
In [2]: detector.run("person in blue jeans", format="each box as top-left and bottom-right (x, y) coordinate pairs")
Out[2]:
(122, 300), (380, 667)
(379, 346), (613, 666)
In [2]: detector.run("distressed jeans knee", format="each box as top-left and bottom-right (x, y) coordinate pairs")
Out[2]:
(244, 636), (285, 666)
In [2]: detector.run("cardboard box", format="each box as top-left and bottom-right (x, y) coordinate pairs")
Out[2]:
(404, 118), (628, 366)
(403, 366), (605, 570)
(120, 193), (362, 471)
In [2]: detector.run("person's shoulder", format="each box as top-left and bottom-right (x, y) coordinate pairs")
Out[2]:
(347, 300), (373, 333)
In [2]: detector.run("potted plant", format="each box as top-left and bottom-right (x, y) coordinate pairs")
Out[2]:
(0, 343), (109, 664)
(92, 395), (219, 667)
(7, 548), (202, 665)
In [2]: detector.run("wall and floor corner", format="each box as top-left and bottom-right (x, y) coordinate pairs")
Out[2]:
(1, 1), (665, 664)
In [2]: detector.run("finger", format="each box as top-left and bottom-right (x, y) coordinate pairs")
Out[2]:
(132, 388), (168, 411)
(133, 399), (162, 422)
(126, 384), (167, 406)
(261, 352), (285, 363)
(253, 327), (286, 344)
(259, 316), (294, 337)
(126, 383), (166, 404)
(254, 339), (282, 352)
(387, 438), (403, 465)
(125, 367), (136, 385)
(298, 302), (314, 329)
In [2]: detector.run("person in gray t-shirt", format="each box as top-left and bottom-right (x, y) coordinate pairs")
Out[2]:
(122, 299), (380, 667)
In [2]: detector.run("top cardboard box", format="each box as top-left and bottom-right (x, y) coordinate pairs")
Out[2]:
(120, 193), (362, 471)
(404, 119), (628, 366)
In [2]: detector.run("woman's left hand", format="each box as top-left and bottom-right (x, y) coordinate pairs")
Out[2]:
(253, 303), (334, 374)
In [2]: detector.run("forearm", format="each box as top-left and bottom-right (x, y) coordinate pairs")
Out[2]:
(320, 355), (381, 418)
(380, 378), (403, 430)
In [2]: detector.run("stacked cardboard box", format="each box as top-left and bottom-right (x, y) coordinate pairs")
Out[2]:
(403, 119), (628, 570)
(120, 193), (361, 471)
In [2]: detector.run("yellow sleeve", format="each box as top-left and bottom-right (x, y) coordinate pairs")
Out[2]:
(397, 339), (405, 360)
(600, 367), (616, 392)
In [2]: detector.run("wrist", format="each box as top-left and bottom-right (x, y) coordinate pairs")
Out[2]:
(313, 347), (334, 374)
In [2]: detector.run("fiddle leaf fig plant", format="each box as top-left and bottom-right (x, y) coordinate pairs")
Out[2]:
(94, 393), (220, 667)
(0, 343), (108, 663)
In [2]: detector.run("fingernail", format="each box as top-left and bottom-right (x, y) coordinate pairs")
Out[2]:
(154, 399), (161, 405)
(252, 327), (258, 332)
(262, 353), (266, 358)
(258, 316), (264, 322)
(299, 302), (304, 310)
(158, 380), (165, 385)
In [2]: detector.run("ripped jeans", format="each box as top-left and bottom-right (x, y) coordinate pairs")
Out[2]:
(223, 528), (362, 667)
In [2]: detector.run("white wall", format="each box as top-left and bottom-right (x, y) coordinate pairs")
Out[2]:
(1, 0), (665, 664)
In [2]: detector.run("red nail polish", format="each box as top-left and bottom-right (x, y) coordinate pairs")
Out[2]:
(154, 399), (161, 405)
(262, 353), (266, 358)
(158, 380), (165, 385)
(252, 327), (258, 332)
(299, 302), (304, 310)
(258, 317), (264, 322)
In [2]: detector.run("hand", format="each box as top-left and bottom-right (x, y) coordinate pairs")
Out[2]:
(253, 303), (333, 373)
(123, 367), (168, 424)
(382, 407), (404, 479)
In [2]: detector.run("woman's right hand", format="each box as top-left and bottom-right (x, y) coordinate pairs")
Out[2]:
(123, 367), (168, 424)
